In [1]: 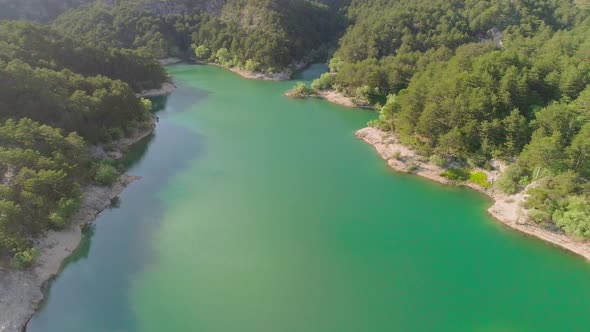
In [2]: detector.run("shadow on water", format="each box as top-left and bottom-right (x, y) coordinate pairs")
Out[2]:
(26, 80), (207, 332)
(291, 63), (328, 82)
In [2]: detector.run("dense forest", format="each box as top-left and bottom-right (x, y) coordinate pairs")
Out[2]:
(52, 0), (346, 72)
(308, 0), (590, 239)
(0, 21), (163, 268)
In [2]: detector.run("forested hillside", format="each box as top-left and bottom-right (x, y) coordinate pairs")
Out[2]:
(0, 22), (163, 268)
(2, 0), (590, 267)
(53, 0), (346, 72)
(0, 0), (92, 21)
(311, 0), (590, 239)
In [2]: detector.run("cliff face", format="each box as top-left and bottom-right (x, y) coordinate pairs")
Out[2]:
(0, 0), (93, 21)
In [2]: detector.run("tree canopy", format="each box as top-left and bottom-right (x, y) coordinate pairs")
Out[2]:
(0, 21), (161, 268)
(324, 0), (590, 239)
(52, 0), (346, 72)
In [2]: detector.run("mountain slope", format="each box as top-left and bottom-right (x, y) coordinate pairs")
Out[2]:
(0, 0), (93, 21)
(52, 0), (346, 71)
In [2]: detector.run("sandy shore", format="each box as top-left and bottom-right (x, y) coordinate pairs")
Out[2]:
(286, 89), (376, 110)
(356, 127), (590, 260)
(0, 119), (156, 332)
(313, 90), (357, 108)
(137, 82), (177, 98)
(204, 61), (308, 81)
(225, 66), (292, 80)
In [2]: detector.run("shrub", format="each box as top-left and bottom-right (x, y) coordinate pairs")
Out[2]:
(244, 59), (260, 72)
(469, 171), (491, 188)
(391, 150), (402, 160)
(329, 56), (343, 72)
(10, 248), (39, 269)
(405, 162), (419, 173)
(467, 155), (487, 168)
(140, 98), (153, 113)
(311, 72), (335, 91)
(523, 188), (550, 210)
(518, 175), (531, 186)
(440, 168), (470, 181)
(286, 82), (313, 99)
(215, 48), (232, 66)
(194, 45), (211, 60)
(107, 127), (123, 140)
(496, 164), (526, 194)
(95, 162), (119, 186)
(553, 197), (590, 238)
(528, 208), (552, 224)
(49, 197), (82, 229)
(429, 154), (446, 167)
(49, 212), (66, 229)
(354, 85), (372, 102)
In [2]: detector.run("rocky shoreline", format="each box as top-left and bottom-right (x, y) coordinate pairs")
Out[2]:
(204, 61), (309, 81)
(0, 101), (163, 332)
(356, 127), (590, 261)
(313, 89), (357, 108)
(0, 174), (140, 332)
(286, 88), (376, 110)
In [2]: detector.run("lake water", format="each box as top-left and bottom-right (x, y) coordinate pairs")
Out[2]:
(27, 64), (590, 332)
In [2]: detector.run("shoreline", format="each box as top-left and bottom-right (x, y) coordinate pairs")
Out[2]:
(286, 88), (376, 110)
(137, 82), (177, 98)
(0, 115), (157, 332)
(199, 61), (309, 81)
(356, 127), (590, 261)
(313, 90), (357, 108)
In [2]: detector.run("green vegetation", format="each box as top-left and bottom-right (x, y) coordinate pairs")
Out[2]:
(429, 154), (446, 168)
(52, 0), (346, 73)
(496, 165), (527, 194)
(287, 82), (314, 99)
(440, 168), (471, 181)
(0, 21), (162, 268)
(94, 162), (119, 186)
(311, 73), (336, 91)
(194, 45), (211, 60)
(0, 21), (167, 91)
(1, 0), (589, 263)
(331, 0), (587, 100)
(332, 0), (590, 239)
(469, 171), (491, 188)
(439, 168), (490, 188)
(10, 248), (40, 269)
(0, 119), (89, 268)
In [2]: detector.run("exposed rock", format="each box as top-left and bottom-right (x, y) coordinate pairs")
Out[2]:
(0, 175), (139, 332)
(89, 145), (108, 159)
(0, 118), (156, 332)
(356, 126), (590, 261)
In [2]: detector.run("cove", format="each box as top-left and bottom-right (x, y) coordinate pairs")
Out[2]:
(27, 64), (590, 332)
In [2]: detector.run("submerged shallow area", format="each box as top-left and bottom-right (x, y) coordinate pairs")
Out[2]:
(28, 64), (590, 332)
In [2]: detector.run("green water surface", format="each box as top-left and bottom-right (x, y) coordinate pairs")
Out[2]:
(27, 64), (590, 332)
